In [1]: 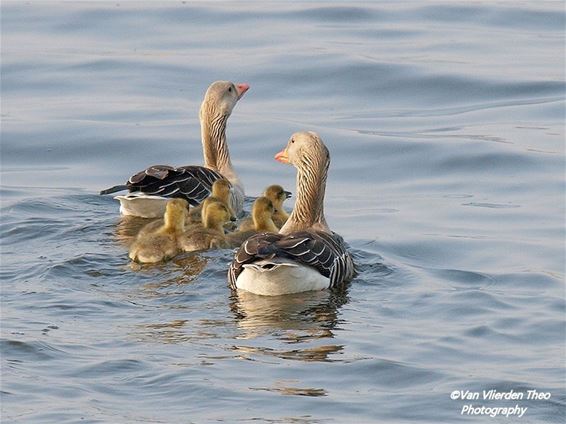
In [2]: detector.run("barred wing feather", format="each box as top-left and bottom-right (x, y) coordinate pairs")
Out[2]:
(126, 165), (224, 206)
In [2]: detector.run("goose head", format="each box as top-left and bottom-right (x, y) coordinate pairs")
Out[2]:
(203, 200), (237, 230)
(275, 131), (331, 234)
(275, 131), (330, 169)
(163, 198), (189, 231)
(200, 81), (249, 119)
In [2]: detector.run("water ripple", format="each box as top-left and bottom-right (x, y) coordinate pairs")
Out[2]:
(1, 1), (564, 423)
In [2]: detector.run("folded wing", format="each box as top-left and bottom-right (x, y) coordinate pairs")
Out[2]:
(126, 165), (225, 206)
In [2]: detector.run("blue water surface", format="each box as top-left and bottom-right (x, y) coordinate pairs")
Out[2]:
(1, 2), (565, 423)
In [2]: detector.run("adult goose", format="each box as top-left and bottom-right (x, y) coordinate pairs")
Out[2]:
(228, 131), (356, 296)
(100, 80), (249, 218)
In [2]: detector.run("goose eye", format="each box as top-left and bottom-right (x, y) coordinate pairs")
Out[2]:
(228, 87), (233, 93)
(291, 139), (295, 144)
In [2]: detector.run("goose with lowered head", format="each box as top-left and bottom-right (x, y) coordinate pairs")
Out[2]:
(228, 131), (356, 295)
(100, 81), (249, 218)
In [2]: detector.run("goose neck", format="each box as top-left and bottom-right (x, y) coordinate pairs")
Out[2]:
(280, 159), (329, 235)
(201, 113), (232, 173)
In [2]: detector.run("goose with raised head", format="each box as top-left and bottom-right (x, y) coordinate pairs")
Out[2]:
(129, 198), (189, 263)
(228, 132), (356, 296)
(227, 196), (279, 246)
(100, 80), (249, 218)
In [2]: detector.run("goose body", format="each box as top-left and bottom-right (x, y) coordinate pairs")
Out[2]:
(230, 230), (351, 295)
(228, 132), (356, 295)
(101, 81), (249, 218)
(129, 198), (188, 263)
(237, 262), (329, 296)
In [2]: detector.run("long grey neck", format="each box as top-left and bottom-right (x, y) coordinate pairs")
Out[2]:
(200, 107), (236, 181)
(280, 157), (330, 235)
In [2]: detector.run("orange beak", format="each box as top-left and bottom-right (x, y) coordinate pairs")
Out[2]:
(274, 148), (289, 163)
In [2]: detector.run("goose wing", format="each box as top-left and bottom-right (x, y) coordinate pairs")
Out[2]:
(228, 230), (356, 290)
(125, 165), (225, 206)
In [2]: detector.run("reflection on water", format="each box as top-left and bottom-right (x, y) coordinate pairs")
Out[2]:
(132, 287), (349, 362)
(232, 343), (344, 363)
(132, 253), (210, 294)
(114, 215), (157, 247)
(250, 383), (328, 397)
(229, 289), (348, 362)
(135, 319), (190, 344)
(231, 289), (348, 335)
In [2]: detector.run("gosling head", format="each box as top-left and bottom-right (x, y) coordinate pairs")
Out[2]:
(211, 179), (232, 201)
(204, 200), (236, 230)
(200, 81), (250, 119)
(263, 184), (292, 209)
(164, 198), (189, 230)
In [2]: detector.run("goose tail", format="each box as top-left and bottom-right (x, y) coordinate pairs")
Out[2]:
(100, 184), (128, 195)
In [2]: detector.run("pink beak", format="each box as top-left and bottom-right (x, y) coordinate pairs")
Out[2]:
(235, 83), (250, 99)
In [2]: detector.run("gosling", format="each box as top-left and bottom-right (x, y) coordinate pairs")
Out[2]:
(180, 200), (236, 252)
(129, 198), (188, 263)
(189, 179), (233, 223)
(238, 185), (291, 231)
(265, 184), (292, 228)
(227, 197), (278, 246)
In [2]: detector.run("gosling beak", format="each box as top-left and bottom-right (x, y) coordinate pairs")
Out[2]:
(275, 148), (289, 164)
(235, 83), (250, 100)
(283, 190), (292, 199)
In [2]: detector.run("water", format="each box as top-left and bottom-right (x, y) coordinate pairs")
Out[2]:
(1, 1), (565, 423)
